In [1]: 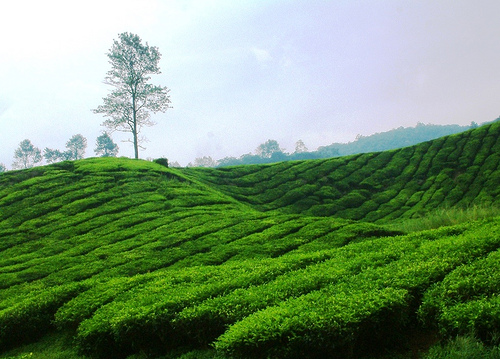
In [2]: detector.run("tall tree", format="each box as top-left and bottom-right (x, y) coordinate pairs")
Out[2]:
(12, 139), (42, 169)
(95, 132), (119, 157)
(93, 32), (171, 159)
(65, 134), (87, 160)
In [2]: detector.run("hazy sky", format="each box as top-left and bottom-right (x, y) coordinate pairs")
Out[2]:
(1, 0), (500, 167)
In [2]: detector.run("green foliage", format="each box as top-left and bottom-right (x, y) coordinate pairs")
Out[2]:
(185, 122), (500, 222)
(215, 286), (409, 358)
(0, 331), (84, 359)
(419, 247), (500, 344)
(1, 123), (500, 358)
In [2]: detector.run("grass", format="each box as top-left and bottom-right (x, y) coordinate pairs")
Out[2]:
(388, 204), (500, 233)
(2, 334), (497, 359)
(0, 122), (499, 358)
(423, 336), (500, 359)
(0, 331), (81, 359)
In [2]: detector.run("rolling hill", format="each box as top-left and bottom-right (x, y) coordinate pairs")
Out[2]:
(0, 121), (499, 359)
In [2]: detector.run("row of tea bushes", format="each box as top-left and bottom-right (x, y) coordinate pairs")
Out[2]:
(212, 218), (500, 358)
(65, 217), (500, 358)
(419, 247), (500, 344)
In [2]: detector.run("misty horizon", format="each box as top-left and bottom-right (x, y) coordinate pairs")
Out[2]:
(2, 1), (500, 168)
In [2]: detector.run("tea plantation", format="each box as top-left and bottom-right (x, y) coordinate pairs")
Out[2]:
(0, 122), (499, 358)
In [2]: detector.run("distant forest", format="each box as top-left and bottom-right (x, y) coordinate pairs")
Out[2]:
(194, 120), (497, 168)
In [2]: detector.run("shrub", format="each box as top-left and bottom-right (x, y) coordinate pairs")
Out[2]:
(419, 247), (500, 343)
(214, 285), (409, 359)
(0, 283), (84, 351)
(153, 158), (169, 167)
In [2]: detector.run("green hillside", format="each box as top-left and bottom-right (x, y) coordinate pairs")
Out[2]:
(0, 122), (499, 359)
(185, 122), (500, 221)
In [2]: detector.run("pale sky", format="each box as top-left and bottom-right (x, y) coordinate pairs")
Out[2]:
(1, 0), (500, 168)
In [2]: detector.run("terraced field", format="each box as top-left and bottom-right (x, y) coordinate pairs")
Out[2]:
(0, 122), (499, 358)
(186, 122), (500, 221)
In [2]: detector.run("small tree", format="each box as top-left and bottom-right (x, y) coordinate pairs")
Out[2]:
(255, 139), (283, 158)
(95, 132), (119, 157)
(44, 148), (67, 163)
(0, 163), (6, 173)
(12, 139), (42, 169)
(294, 140), (308, 153)
(65, 134), (87, 160)
(188, 156), (217, 167)
(93, 32), (171, 159)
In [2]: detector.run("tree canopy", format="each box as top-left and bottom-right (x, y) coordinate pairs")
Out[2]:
(65, 134), (87, 160)
(93, 32), (171, 159)
(44, 134), (88, 163)
(255, 139), (283, 158)
(94, 132), (119, 157)
(12, 139), (42, 169)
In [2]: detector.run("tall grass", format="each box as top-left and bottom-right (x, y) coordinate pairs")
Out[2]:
(389, 205), (500, 233)
(423, 336), (500, 359)
(0, 332), (82, 359)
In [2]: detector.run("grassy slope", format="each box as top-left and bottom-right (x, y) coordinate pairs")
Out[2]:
(0, 122), (499, 358)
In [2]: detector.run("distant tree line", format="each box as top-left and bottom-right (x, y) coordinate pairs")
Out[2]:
(188, 121), (490, 168)
(2, 119), (496, 172)
(187, 139), (336, 168)
(0, 32), (170, 173)
(3, 132), (119, 171)
(316, 122), (480, 157)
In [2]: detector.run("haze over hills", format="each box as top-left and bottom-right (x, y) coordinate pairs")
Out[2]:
(0, 122), (499, 358)
(317, 121), (485, 157)
(209, 120), (493, 167)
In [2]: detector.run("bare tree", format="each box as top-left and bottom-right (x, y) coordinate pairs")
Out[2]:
(93, 32), (171, 159)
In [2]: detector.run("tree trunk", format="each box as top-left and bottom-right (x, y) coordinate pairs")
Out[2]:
(132, 93), (139, 159)
(133, 130), (139, 159)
